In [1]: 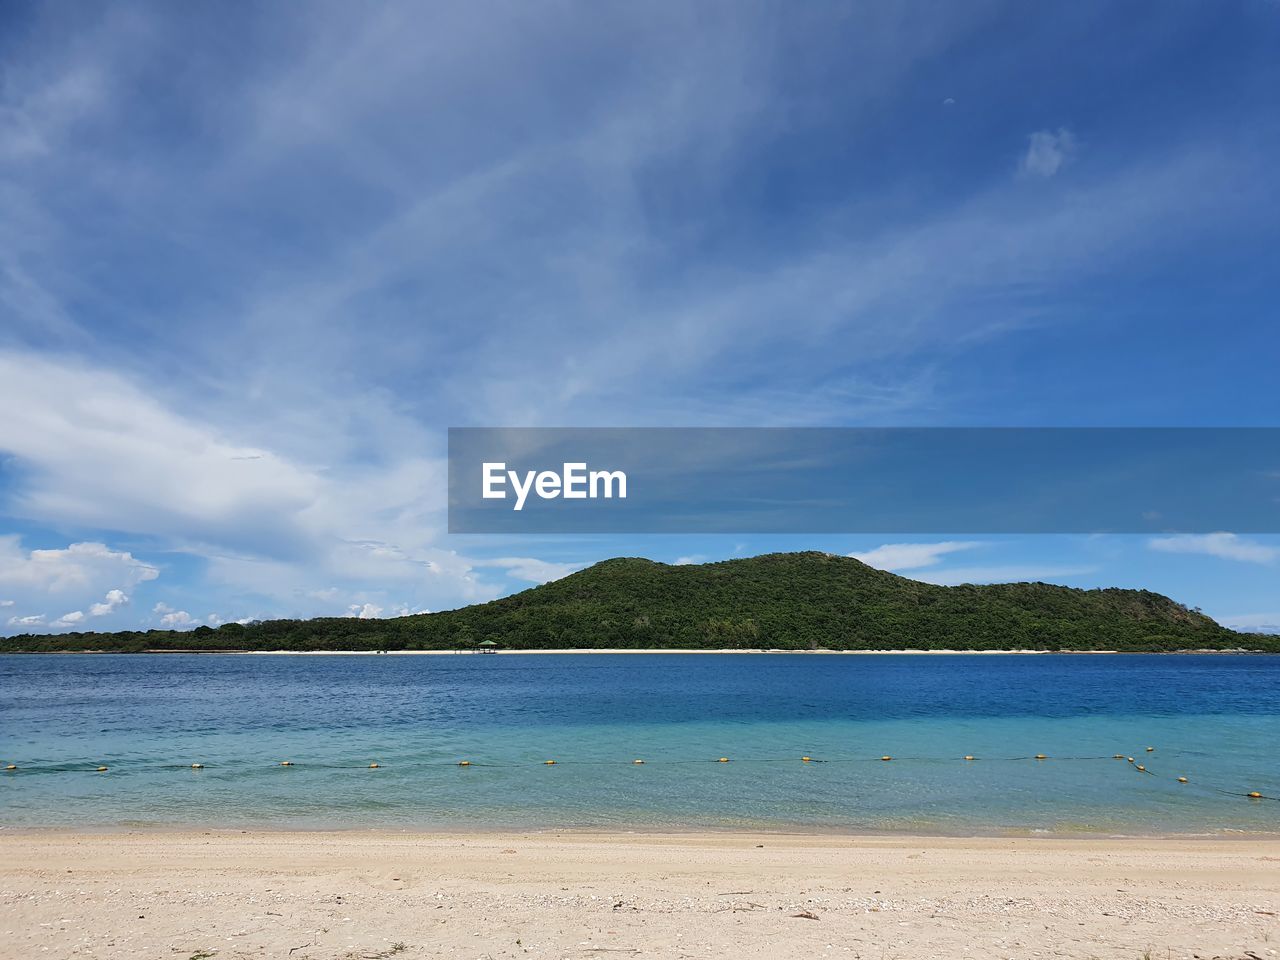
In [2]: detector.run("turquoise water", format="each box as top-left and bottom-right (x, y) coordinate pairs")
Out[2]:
(2, 653), (1279, 834)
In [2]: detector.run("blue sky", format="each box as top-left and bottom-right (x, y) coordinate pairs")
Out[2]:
(1, 2), (1278, 635)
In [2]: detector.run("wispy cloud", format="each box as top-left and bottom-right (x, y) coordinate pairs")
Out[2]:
(1149, 533), (1278, 564)
(849, 541), (983, 572)
(913, 565), (1098, 586)
(483, 557), (584, 584)
(0, 4), (1277, 629)
(1020, 128), (1077, 178)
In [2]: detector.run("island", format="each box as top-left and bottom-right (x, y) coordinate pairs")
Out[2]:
(3, 552), (1275, 653)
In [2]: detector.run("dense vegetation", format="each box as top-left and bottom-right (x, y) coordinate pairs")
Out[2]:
(2, 552), (1275, 653)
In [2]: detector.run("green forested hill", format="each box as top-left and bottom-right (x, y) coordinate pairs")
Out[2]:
(2, 552), (1274, 652)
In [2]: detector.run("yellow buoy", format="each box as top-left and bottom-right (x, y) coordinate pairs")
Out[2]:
(1035, 754), (1047, 760)
(880, 756), (893, 761)
(1127, 757), (1135, 763)
(96, 766), (108, 772)
(963, 755), (975, 761)
(633, 759), (644, 765)
(4, 764), (15, 771)
(1248, 791), (1263, 799)
(458, 760), (471, 766)
(717, 757), (729, 763)
(801, 756), (812, 762)
(1177, 777), (1187, 783)
(279, 761), (293, 766)
(1113, 754), (1125, 760)
(544, 760), (556, 765)
(369, 763), (380, 769)
(1136, 765), (1146, 772)
(1146, 746), (1155, 752)
(191, 763), (204, 769)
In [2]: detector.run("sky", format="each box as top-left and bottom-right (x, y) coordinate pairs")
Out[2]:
(1, 1), (1278, 636)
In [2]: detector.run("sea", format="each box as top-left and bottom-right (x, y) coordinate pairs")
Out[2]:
(2, 652), (1278, 835)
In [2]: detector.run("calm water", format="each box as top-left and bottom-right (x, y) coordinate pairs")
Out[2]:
(2, 653), (1279, 835)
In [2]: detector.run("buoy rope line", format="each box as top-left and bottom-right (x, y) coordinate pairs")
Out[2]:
(2, 747), (1277, 802)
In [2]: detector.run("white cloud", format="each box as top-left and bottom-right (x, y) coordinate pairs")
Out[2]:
(0, 8), (1271, 627)
(1148, 533), (1278, 564)
(674, 555), (707, 566)
(153, 602), (197, 629)
(0, 354), (323, 551)
(0, 538), (157, 632)
(88, 588), (129, 617)
(348, 602), (383, 619)
(7, 614), (44, 627)
(0, 599), (12, 607)
(1020, 127), (1076, 178)
(849, 541), (983, 572)
(391, 603), (430, 617)
(0, 536), (158, 594)
(912, 565), (1097, 586)
(206, 613), (255, 627)
(484, 557), (583, 584)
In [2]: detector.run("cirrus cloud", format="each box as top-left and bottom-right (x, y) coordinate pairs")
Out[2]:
(1148, 533), (1278, 565)
(848, 541), (983, 572)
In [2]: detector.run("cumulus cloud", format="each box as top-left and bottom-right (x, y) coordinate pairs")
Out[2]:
(153, 602), (197, 629)
(673, 555), (708, 566)
(206, 613), (255, 627)
(348, 602), (383, 619)
(0, 536), (158, 594)
(1148, 533), (1278, 564)
(1020, 127), (1076, 178)
(0, 599), (12, 607)
(484, 557), (583, 584)
(0, 538), (157, 632)
(848, 541), (983, 572)
(89, 588), (129, 616)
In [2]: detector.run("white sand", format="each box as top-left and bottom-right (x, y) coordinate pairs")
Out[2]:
(3, 830), (1278, 959)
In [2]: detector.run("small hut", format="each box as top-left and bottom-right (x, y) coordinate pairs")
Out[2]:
(476, 639), (500, 654)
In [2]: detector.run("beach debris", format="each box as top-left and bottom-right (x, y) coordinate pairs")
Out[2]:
(791, 910), (820, 920)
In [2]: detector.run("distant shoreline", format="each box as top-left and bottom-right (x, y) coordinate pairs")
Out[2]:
(5, 647), (1267, 655)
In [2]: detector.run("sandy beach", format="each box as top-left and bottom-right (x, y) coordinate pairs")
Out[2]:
(3, 831), (1277, 960)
